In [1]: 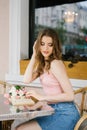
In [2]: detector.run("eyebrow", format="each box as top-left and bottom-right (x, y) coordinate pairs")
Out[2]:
(41, 41), (53, 44)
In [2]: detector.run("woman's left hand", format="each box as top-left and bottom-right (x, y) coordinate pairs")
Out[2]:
(26, 101), (54, 111)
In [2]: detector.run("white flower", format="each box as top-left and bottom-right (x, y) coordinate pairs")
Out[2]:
(9, 86), (26, 98)
(9, 86), (17, 97)
(19, 89), (25, 97)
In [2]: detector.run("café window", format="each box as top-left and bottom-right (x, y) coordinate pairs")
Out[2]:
(29, 0), (87, 61)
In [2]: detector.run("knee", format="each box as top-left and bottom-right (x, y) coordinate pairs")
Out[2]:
(16, 128), (19, 130)
(16, 125), (25, 130)
(14, 127), (17, 130)
(15, 126), (21, 130)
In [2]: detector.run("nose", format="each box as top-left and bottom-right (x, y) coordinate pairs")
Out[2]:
(44, 45), (48, 50)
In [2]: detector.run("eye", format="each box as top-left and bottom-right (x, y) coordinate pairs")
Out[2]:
(40, 42), (45, 46)
(48, 43), (53, 47)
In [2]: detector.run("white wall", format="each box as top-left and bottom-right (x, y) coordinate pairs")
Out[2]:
(5, 0), (29, 81)
(20, 0), (29, 59)
(0, 0), (29, 81)
(0, 0), (9, 80)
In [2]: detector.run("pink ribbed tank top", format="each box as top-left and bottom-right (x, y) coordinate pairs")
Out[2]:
(40, 72), (62, 96)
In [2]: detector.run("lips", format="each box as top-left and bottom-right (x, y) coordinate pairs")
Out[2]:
(43, 51), (49, 54)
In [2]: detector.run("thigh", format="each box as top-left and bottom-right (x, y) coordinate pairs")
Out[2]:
(16, 120), (42, 130)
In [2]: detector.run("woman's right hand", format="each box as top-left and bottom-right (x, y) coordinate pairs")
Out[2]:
(33, 40), (37, 56)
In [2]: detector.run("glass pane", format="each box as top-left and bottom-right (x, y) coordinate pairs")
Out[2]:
(35, 1), (87, 61)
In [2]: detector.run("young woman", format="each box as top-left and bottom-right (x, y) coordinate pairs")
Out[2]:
(16, 28), (80, 130)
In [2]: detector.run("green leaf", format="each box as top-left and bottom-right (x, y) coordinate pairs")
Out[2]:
(15, 85), (21, 90)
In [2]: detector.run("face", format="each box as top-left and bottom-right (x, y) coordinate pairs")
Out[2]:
(40, 36), (53, 59)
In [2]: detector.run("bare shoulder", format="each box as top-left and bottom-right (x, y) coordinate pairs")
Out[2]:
(50, 60), (69, 83)
(50, 60), (66, 75)
(51, 60), (65, 69)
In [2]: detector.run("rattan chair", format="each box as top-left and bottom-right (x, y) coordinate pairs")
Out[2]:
(74, 114), (87, 130)
(74, 87), (87, 130)
(0, 80), (13, 130)
(0, 80), (6, 94)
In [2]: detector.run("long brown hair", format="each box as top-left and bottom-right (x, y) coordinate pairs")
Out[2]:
(34, 28), (62, 76)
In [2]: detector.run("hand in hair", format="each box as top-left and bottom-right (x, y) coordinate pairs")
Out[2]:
(33, 40), (37, 56)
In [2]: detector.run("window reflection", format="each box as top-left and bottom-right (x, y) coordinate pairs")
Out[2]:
(35, 1), (87, 61)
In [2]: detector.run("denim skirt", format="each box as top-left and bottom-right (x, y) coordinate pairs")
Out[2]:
(36, 102), (80, 130)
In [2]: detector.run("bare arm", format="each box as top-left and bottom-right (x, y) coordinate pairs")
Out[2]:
(23, 41), (38, 83)
(23, 54), (36, 83)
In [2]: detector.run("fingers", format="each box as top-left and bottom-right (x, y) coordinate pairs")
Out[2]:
(26, 90), (38, 101)
(33, 40), (37, 48)
(34, 40), (37, 45)
(26, 90), (36, 95)
(33, 41), (37, 56)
